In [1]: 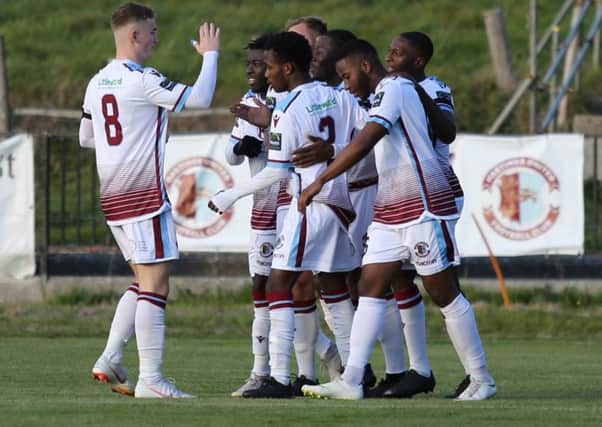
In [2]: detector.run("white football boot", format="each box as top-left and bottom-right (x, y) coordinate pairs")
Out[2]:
(455, 379), (497, 401)
(302, 377), (363, 400)
(134, 377), (194, 399)
(231, 373), (267, 397)
(91, 355), (134, 396)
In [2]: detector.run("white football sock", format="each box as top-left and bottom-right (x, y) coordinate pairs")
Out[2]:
(441, 293), (493, 384)
(396, 287), (431, 377)
(293, 300), (318, 380)
(377, 297), (405, 374)
(324, 296), (354, 366)
(268, 291), (295, 385)
(315, 328), (333, 359)
(319, 297), (335, 334)
(251, 291), (270, 377)
(136, 293), (167, 383)
(342, 297), (386, 386)
(103, 282), (138, 363)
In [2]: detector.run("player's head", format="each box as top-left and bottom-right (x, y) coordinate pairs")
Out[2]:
(385, 31), (433, 75)
(111, 3), (157, 63)
(264, 32), (312, 92)
(246, 34), (271, 94)
(335, 39), (385, 99)
(285, 16), (327, 50)
(310, 29), (357, 83)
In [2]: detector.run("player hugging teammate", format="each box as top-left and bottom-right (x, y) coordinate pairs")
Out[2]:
(213, 20), (496, 401)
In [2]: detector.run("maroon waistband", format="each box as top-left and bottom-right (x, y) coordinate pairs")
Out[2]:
(348, 176), (378, 191)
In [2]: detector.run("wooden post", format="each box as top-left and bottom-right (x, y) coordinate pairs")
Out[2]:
(594, 0), (601, 69)
(0, 36), (10, 135)
(558, 0), (584, 126)
(529, 0), (537, 134)
(484, 8), (517, 91)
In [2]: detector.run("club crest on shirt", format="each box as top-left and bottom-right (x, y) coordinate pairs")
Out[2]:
(372, 91), (384, 107)
(272, 114), (280, 128)
(270, 132), (282, 150)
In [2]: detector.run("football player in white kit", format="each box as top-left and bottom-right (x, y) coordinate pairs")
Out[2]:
(300, 39), (496, 401)
(225, 34), (294, 397)
(230, 22), (346, 396)
(209, 32), (363, 398)
(370, 31), (465, 398)
(79, 2), (219, 398)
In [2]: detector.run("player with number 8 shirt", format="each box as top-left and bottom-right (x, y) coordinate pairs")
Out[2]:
(79, 2), (219, 399)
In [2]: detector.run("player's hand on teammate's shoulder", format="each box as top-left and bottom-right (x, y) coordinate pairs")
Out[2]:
(292, 135), (334, 168)
(191, 22), (220, 55)
(230, 98), (271, 129)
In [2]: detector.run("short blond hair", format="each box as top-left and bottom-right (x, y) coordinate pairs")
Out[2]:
(111, 2), (154, 30)
(285, 16), (327, 34)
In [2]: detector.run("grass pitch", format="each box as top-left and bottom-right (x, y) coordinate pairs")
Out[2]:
(1, 336), (601, 427)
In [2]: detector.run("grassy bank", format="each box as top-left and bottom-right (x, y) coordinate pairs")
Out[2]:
(1, 0), (601, 133)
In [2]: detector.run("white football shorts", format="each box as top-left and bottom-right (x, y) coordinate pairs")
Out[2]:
(348, 184), (377, 268)
(271, 200), (357, 273)
(248, 229), (278, 277)
(364, 219), (460, 276)
(109, 209), (179, 264)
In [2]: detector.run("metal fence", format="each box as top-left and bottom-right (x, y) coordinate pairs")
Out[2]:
(33, 132), (602, 268)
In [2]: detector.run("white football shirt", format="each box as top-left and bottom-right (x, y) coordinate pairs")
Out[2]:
(367, 76), (458, 228)
(227, 90), (290, 230)
(267, 81), (359, 227)
(82, 59), (191, 225)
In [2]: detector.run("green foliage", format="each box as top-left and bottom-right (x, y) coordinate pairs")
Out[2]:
(3, 285), (602, 339)
(1, 0), (600, 132)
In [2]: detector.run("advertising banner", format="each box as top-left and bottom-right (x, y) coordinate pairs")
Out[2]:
(0, 134), (35, 278)
(451, 134), (584, 256)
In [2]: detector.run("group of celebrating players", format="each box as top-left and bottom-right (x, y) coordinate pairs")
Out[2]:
(80, 2), (496, 401)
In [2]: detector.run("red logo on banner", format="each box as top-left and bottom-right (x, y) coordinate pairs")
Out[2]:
(481, 157), (560, 241)
(165, 157), (234, 238)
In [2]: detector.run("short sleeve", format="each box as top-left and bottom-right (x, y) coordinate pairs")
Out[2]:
(367, 81), (402, 133)
(142, 68), (191, 112)
(266, 110), (296, 169)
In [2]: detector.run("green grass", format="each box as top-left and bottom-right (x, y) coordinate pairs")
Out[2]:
(2, 286), (602, 425)
(1, 336), (601, 426)
(1, 0), (601, 133)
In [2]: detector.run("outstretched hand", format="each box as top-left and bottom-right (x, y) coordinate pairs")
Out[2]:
(297, 180), (323, 213)
(191, 22), (220, 55)
(292, 135), (334, 168)
(230, 98), (271, 128)
(208, 189), (236, 214)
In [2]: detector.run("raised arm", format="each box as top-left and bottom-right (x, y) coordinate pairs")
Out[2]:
(185, 22), (220, 108)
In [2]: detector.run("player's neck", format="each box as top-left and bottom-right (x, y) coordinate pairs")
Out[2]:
(115, 47), (144, 65)
(327, 75), (342, 87)
(287, 73), (312, 91)
(369, 68), (387, 93)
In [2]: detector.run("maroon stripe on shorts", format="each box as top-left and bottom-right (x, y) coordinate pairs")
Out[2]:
(152, 216), (164, 259)
(295, 214), (307, 268)
(440, 221), (455, 264)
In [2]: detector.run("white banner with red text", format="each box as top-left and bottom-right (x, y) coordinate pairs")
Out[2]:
(0, 134), (35, 278)
(451, 133), (584, 256)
